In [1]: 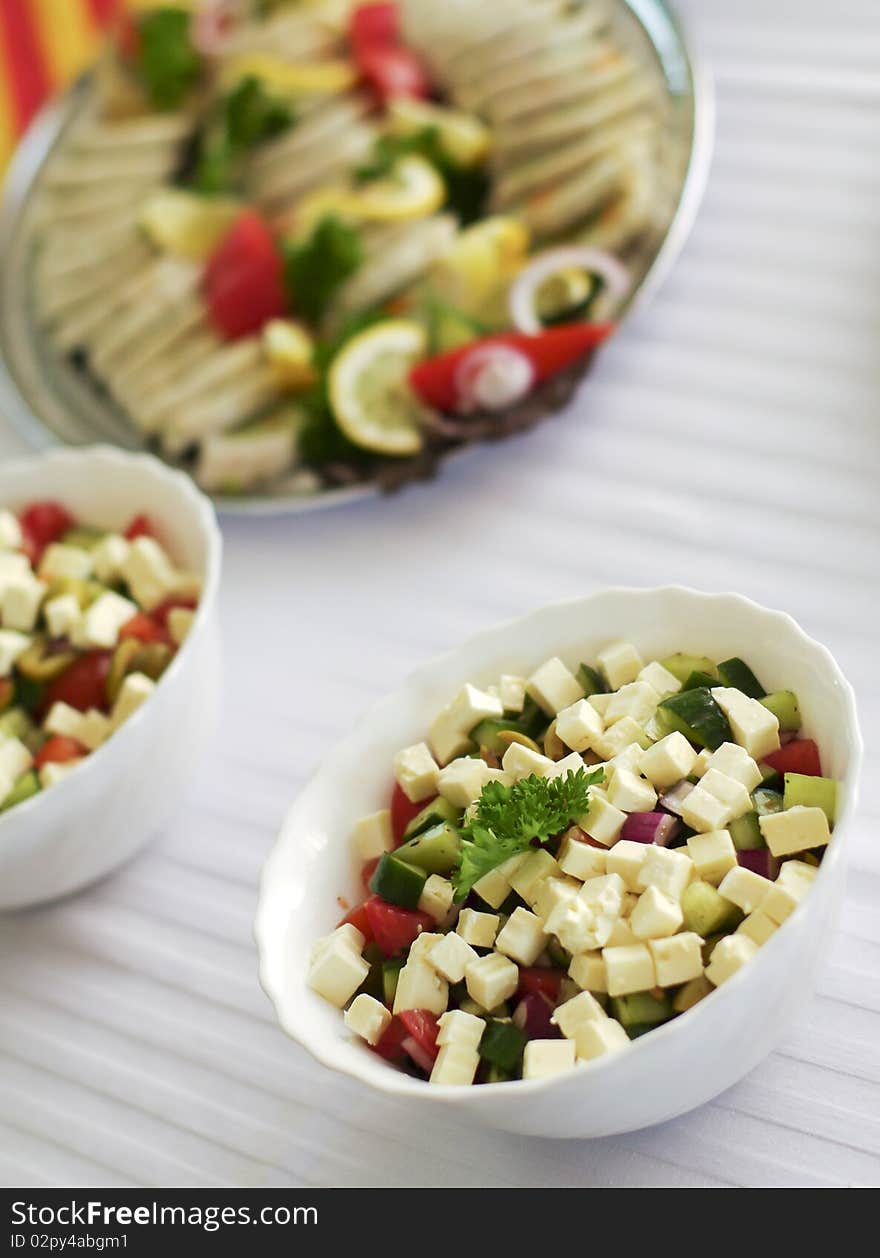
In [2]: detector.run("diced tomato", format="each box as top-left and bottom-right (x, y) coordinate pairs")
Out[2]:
(19, 500), (75, 565)
(390, 781), (430, 845)
(364, 897), (432, 956)
(361, 857), (381, 895)
(399, 1009), (440, 1061)
(34, 736), (87, 770)
(514, 991), (559, 1040)
(124, 514), (158, 541)
(350, 2), (399, 52)
(339, 900), (374, 942)
(357, 44), (430, 103)
(517, 967), (563, 1001)
(44, 651), (112, 714)
(151, 596), (197, 629)
(373, 1015), (409, 1061)
(762, 739), (823, 778)
(119, 613), (170, 646)
(203, 211), (287, 339)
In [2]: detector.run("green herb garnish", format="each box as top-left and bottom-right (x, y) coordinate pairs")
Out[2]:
(283, 215), (363, 325)
(191, 75), (294, 194)
(452, 767), (603, 901)
(136, 8), (201, 111)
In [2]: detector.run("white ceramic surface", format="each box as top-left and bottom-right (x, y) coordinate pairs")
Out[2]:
(0, 446), (222, 909)
(257, 587), (862, 1138)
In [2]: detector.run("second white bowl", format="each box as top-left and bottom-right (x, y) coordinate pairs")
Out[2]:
(257, 586), (862, 1138)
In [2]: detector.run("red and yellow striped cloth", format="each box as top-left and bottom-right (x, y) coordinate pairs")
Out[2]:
(0, 0), (144, 174)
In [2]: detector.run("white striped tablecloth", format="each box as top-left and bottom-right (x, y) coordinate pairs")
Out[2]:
(0, 0), (878, 1188)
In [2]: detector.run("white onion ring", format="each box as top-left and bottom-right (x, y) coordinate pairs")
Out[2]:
(191, 0), (240, 56)
(453, 343), (536, 413)
(509, 246), (631, 335)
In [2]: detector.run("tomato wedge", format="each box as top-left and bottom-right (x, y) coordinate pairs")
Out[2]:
(517, 967), (563, 1001)
(203, 211), (287, 339)
(339, 900), (373, 942)
(44, 652), (112, 714)
(373, 1015), (409, 1061)
(124, 514), (158, 541)
(763, 739), (822, 778)
(119, 613), (170, 646)
(34, 736), (87, 770)
(364, 897), (432, 956)
(399, 1009), (440, 1060)
(19, 500), (75, 565)
(390, 781), (429, 845)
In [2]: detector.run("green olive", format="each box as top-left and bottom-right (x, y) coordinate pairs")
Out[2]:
(129, 642), (173, 682)
(15, 637), (77, 682)
(495, 729), (542, 754)
(543, 720), (565, 760)
(105, 639), (142, 707)
(60, 527), (105, 552)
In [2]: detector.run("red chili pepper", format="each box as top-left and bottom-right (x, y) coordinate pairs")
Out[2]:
(409, 322), (616, 413)
(203, 212), (287, 339)
(34, 736), (88, 770)
(763, 739), (823, 778)
(350, 2), (399, 52)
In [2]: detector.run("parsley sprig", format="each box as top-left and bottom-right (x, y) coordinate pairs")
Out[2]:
(452, 767), (604, 901)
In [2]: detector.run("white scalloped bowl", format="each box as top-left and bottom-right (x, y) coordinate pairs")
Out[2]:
(0, 446), (222, 908)
(257, 587), (862, 1138)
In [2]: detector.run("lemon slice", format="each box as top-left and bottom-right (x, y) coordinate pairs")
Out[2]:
(387, 98), (491, 168)
(354, 155), (446, 222)
(262, 320), (317, 390)
(426, 215), (530, 316)
(220, 53), (358, 96)
(328, 320), (428, 457)
(140, 189), (242, 260)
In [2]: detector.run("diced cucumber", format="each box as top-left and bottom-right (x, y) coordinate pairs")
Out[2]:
(658, 687), (732, 751)
(394, 821), (461, 876)
(546, 938), (571, 969)
(576, 663), (606, 695)
(717, 657), (764, 698)
(424, 297), (487, 354)
(382, 958), (406, 1005)
(729, 810), (765, 851)
(458, 997), (488, 1018)
(660, 654), (717, 685)
(784, 772), (837, 823)
(760, 690), (802, 732)
(61, 526), (106, 552)
(682, 670), (718, 692)
(625, 1023), (656, 1040)
(369, 853), (428, 908)
(517, 696), (548, 737)
(673, 976), (713, 1014)
(479, 1020), (525, 1071)
(469, 717), (533, 756)
(753, 787), (784, 817)
(483, 1062), (515, 1083)
(681, 881), (742, 936)
(758, 762), (782, 788)
(403, 796), (461, 840)
(611, 991), (673, 1028)
(359, 944), (386, 1002)
(0, 707), (36, 742)
(1, 770), (40, 812)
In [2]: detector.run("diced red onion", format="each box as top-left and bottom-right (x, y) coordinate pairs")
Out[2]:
(190, 1), (238, 55)
(736, 849), (779, 879)
(620, 811), (681, 846)
(401, 1036), (436, 1074)
(659, 779), (695, 816)
(509, 246), (631, 334)
(779, 730), (798, 745)
(513, 992), (558, 1040)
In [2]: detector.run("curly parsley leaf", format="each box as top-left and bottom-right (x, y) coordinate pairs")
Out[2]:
(283, 215), (363, 325)
(136, 8), (201, 112)
(452, 767), (604, 902)
(190, 76), (294, 194)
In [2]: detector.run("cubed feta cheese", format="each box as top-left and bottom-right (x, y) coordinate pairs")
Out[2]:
(718, 865), (773, 914)
(522, 1038), (576, 1079)
(167, 607), (196, 646)
(456, 908), (500, 948)
(120, 537), (179, 611)
(344, 993), (391, 1045)
(579, 872), (626, 917)
(686, 829), (738, 885)
(0, 510), (22, 551)
(498, 673), (526, 712)
(393, 957), (448, 1015)
(2, 575), (46, 632)
(73, 590), (138, 650)
(602, 943), (655, 996)
(393, 742), (440, 803)
(418, 874), (455, 923)
(0, 629), (31, 677)
(551, 989), (607, 1038)
(76, 709), (112, 752)
(428, 931), (479, 983)
(578, 792), (626, 847)
(526, 657), (584, 716)
(500, 740), (555, 780)
(778, 859), (819, 887)
(597, 641), (644, 690)
(0, 552), (30, 601)
(310, 922), (365, 965)
(630, 885), (683, 940)
(546, 751), (588, 782)
(697, 742), (762, 791)
(680, 784), (733, 833)
(606, 917), (638, 946)
(0, 736), (33, 782)
(558, 829), (607, 881)
(705, 933), (757, 986)
(605, 839), (648, 891)
(607, 767), (658, 814)
(39, 759), (85, 788)
(759, 875), (811, 925)
(430, 1043), (480, 1085)
(43, 592), (81, 639)
(495, 907), (548, 965)
(429, 684), (503, 764)
(637, 846), (693, 901)
(736, 909), (779, 945)
(648, 932), (704, 986)
(639, 731), (698, 789)
(555, 698), (604, 752)
(38, 544), (93, 583)
(472, 853), (525, 909)
(573, 1017), (630, 1062)
(711, 687), (780, 760)
(91, 534), (130, 585)
(604, 681), (660, 727)
(546, 897), (614, 953)
(308, 932), (369, 1007)
(593, 717), (647, 762)
(759, 805), (831, 857)
(111, 671), (155, 728)
(568, 950), (607, 992)
(352, 809), (393, 860)
(532, 875), (580, 922)
(464, 952), (518, 1010)
(508, 849), (560, 903)
(637, 661), (682, 698)
(699, 768), (752, 823)
(437, 756), (507, 807)
(437, 1009), (485, 1050)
